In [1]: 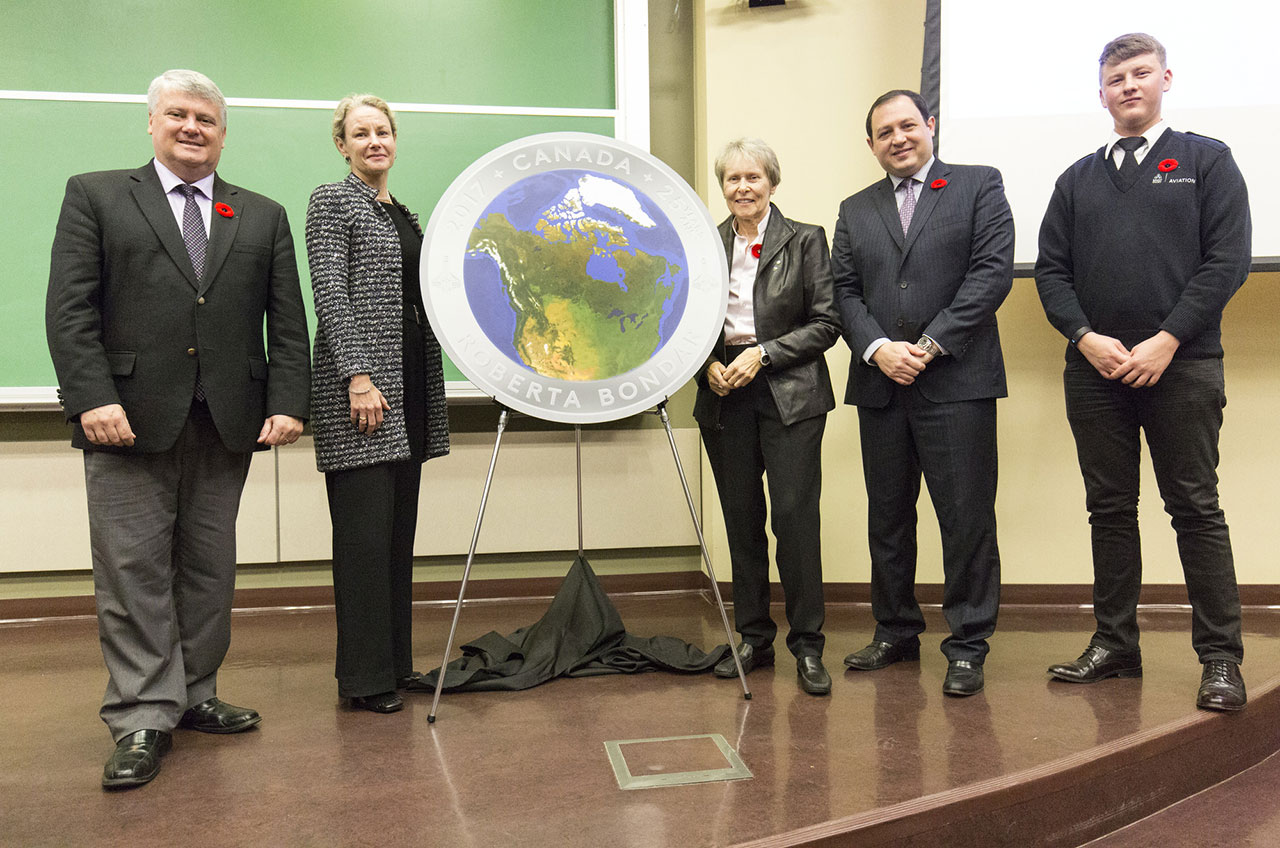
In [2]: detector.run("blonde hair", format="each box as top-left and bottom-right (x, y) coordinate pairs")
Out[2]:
(331, 94), (397, 150)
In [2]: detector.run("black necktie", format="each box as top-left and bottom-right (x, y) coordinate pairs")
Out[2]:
(1116, 136), (1146, 182)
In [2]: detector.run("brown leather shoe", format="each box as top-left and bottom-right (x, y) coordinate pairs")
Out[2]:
(102, 729), (172, 790)
(714, 642), (775, 678)
(1196, 660), (1246, 711)
(843, 640), (920, 671)
(178, 697), (261, 734)
(1047, 645), (1142, 683)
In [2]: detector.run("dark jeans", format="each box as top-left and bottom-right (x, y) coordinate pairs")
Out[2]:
(325, 459), (423, 697)
(857, 386), (1001, 663)
(701, 371), (826, 658)
(1064, 357), (1243, 663)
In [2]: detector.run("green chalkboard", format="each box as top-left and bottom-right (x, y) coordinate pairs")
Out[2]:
(2, 0), (619, 394)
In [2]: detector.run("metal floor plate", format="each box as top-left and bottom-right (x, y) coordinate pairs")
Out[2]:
(604, 733), (753, 790)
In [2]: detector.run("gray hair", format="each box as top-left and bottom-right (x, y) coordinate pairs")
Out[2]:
(332, 94), (398, 149)
(714, 138), (781, 188)
(1099, 33), (1167, 80)
(147, 69), (227, 126)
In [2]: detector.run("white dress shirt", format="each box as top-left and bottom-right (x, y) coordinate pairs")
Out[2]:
(153, 159), (214, 236)
(723, 208), (771, 345)
(1106, 120), (1169, 169)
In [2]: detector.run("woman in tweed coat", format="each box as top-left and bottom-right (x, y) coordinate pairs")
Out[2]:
(305, 94), (449, 713)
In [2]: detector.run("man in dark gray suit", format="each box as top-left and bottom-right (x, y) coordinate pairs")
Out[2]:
(46, 69), (310, 788)
(831, 90), (1013, 696)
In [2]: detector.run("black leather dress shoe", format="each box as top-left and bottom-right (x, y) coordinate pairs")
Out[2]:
(1047, 645), (1142, 684)
(178, 697), (261, 734)
(943, 660), (984, 696)
(843, 640), (920, 671)
(1197, 660), (1247, 711)
(102, 729), (172, 790)
(349, 691), (404, 713)
(797, 656), (832, 695)
(714, 642), (775, 678)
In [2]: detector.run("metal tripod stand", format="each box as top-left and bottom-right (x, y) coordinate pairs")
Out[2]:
(427, 400), (749, 723)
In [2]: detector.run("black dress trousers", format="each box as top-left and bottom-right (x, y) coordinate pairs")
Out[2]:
(701, 368), (826, 659)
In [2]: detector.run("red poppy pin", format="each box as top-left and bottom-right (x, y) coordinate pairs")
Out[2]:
(751, 243), (762, 259)
(931, 178), (948, 189)
(1157, 159), (1178, 173)
(215, 202), (234, 218)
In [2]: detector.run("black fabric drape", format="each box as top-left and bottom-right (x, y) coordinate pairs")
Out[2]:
(419, 556), (730, 692)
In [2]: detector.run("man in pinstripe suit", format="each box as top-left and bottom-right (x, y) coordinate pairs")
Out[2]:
(831, 90), (1014, 697)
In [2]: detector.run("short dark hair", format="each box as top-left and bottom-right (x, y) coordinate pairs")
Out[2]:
(1099, 33), (1166, 80)
(865, 89), (931, 139)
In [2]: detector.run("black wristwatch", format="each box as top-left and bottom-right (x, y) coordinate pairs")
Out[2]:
(1070, 326), (1093, 346)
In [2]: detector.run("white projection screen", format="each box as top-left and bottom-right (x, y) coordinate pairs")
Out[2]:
(939, 0), (1280, 267)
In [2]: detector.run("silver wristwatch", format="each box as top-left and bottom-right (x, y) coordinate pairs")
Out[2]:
(916, 335), (938, 356)
(757, 344), (771, 367)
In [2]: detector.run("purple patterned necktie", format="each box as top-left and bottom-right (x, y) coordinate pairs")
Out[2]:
(898, 178), (916, 235)
(177, 184), (207, 400)
(178, 184), (207, 280)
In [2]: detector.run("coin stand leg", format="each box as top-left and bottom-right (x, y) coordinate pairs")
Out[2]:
(575, 425), (585, 559)
(655, 402), (751, 699)
(428, 407), (510, 723)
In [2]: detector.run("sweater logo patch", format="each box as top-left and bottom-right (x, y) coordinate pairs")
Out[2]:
(1152, 173), (1196, 185)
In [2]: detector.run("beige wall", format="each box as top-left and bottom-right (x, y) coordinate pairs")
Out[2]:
(696, 0), (1279, 585)
(0, 427), (703, 574)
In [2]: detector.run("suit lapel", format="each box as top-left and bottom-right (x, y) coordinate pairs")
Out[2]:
(719, 218), (735, 268)
(131, 163), (200, 290)
(872, 179), (906, 252)
(903, 160), (950, 254)
(204, 176), (241, 294)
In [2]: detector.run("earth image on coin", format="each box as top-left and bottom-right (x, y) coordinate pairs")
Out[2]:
(463, 169), (690, 381)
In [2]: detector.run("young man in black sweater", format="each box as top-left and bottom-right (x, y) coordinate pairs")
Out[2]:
(1035, 33), (1251, 711)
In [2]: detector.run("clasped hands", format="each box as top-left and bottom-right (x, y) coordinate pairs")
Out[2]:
(1078, 330), (1179, 387)
(871, 341), (935, 386)
(706, 346), (764, 397)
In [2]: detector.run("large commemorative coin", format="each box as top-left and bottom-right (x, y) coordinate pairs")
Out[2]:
(421, 132), (728, 424)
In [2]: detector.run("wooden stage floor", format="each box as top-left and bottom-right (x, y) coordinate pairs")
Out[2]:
(3, 593), (1279, 847)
